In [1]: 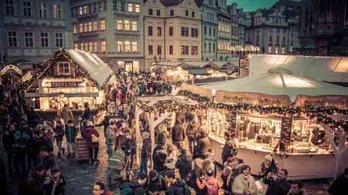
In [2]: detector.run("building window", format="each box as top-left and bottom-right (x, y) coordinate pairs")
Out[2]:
(124, 20), (130, 31)
(191, 28), (198, 38)
(156, 10), (161, 16)
(128, 3), (133, 12)
(148, 26), (153, 36)
(191, 46), (198, 55)
(5, 0), (15, 16)
(204, 26), (207, 36)
(204, 43), (207, 51)
(185, 10), (188, 16)
(88, 22), (93, 32)
(73, 24), (78, 33)
(55, 33), (63, 48)
(132, 21), (137, 31)
(181, 45), (189, 55)
(117, 41), (123, 52)
(181, 27), (189, 37)
(157, 45), (162, 55)
(117, 20), (123, 30)
(39, 2), (47, 18)
(212, 43), (215, 52)
(120, 1), (125, 11)
(281, 47), (285, 54)
(192, 11), (195, 18)
(169, 27), (173, 36)
(53, 4), (63, 19)
(58, 62), (70, 75)
(93, 42), (98, 52)
(24, 32), (33, 48)
(170, 10), (174, 16)
(282, 37), (286, 43)
(40, 33), (49, 48)
(99, 1), (107, 11)
(124, 41), (130, 52)
(74, 43), (78, 50)
(100, 19), (106, 30)
(93, 21), (98, 31)
(169, 45), (173, 55)
(149, 9), (153, 15)
(213, 28), (216, 36)
(208, 43), (211, 52)
(276, 35), (279, 43)
(135, 4), (140, 13)
(157, 27), (162, 36)
(113, 0), (117, 10)
(209, 27), (212, 36)
(269, 35), (273, 42)
(132, 42), (138, 52)
(84, 23), (88, 32)
(148, 45), (153, 55)
(275, 47), (279, 54)
(79, 23), (83, 33)
(23, 1), (32, 17)
(101, 40), (106, 52)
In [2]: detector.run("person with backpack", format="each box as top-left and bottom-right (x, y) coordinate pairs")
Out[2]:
(166, 170), (191, 195)
(147, 170), (167, 195)
(120, 172), (147, 195)
(175, 149), (192, 180)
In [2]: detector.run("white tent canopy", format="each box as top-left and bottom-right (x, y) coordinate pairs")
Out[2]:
(249, 55), (348, 83)
(203, 67), (348, 102)
(66, 49), (113, 86)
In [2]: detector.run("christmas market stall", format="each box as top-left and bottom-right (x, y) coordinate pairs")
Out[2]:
(182, 67), (348, 179)
(24, 49), (114, 111)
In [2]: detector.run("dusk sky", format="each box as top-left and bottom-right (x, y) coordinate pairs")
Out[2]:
(228, 0), (278, 11)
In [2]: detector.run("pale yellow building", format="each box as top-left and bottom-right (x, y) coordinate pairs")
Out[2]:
(144, 0), (202, 71)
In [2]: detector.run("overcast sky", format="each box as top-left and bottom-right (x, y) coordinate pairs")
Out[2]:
(228, 0), (278, 11)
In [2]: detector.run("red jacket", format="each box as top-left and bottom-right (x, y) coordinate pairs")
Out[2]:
(83, 126), (99, 148)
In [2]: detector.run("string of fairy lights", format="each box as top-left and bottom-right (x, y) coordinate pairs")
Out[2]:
(136, 90), (348, 132)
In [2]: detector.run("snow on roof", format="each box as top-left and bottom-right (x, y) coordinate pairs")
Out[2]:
(203, 67), (348, 102)
(249, 55), (348, 83)
(66, 49), (113, 86)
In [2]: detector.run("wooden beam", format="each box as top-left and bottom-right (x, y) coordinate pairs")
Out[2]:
(153, 112), (171, 128)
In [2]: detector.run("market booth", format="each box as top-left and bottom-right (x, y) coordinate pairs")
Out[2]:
(187, 67), (348, 179)
(24, 49), (114, 111)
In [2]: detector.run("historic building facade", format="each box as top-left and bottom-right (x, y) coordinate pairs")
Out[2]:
(0, 0), (72, 66)
(143, 0), (202, 71)
(300, 0), (348, 56)
(199, 0), (218, 61)
(217, 0), (232, 61)
(70, 0), (144, 72)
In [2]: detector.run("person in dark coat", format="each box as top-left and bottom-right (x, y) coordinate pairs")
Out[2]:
(122, 173), (147, 194)
(166, 170), (189, 195)
(265, 168), (291, 195)
(152, 146), (167, 175)
(3, 125), (15, 173)
(44, 168), (66, 195)
(54, 121), (65, 158)
(328, 167), (348, 195)
(140, 132), (151, 175)
(19, 165), (46, 195)
(171, 119), (185, 149)
(65, 120), (77, 158)
(147, 170), (167, 194)
(121, 132), (136, 169)
(83, 121), (100, 164)
(194, 129), (211, 159)
(175, 148), (192, 180)
(221, 132), (238, 164)
(186, 119), (199, 154)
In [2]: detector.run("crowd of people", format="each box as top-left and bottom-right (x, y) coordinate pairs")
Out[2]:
(1, 70), (347, 195)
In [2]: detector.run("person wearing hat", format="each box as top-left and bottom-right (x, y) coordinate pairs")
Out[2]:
(82, 121), (100, 165)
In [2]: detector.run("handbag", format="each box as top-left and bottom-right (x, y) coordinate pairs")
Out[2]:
(92, 134), (99, 143)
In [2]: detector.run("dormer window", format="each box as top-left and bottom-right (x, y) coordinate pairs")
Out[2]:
(58, 62), (71, 75)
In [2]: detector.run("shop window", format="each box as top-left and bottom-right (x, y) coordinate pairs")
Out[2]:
(58, 62), (71, 75)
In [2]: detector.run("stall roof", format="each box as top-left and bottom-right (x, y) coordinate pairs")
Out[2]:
(25, 49), (113, 92)
(203, 67), (348, 101)
(65, 49), (113, 86)
(249, 54), (348, 83)
(180, 61), (210, 69)
(187, 69), (211, 75)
